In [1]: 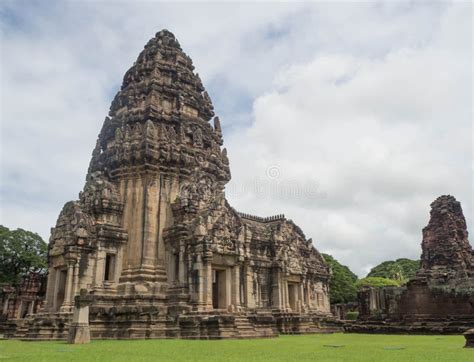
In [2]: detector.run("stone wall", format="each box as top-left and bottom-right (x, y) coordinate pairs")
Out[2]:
(0, 273), (46, 320)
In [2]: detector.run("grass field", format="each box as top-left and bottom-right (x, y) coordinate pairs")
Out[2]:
(0, 333), (471, 361)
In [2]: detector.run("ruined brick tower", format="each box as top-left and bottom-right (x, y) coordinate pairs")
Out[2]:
(6, 30), (334, 340)
(419, 195), (473, 284)
(351, 195), (473, 334)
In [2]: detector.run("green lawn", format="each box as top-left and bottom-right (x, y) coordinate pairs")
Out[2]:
(0, 334), (471, 361)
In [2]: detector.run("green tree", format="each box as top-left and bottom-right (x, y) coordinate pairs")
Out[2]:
(367, 258), (420, 284)
(0, 225), (48, 285)
(356, 277), (400, 289)
(322, 253), (358, 304)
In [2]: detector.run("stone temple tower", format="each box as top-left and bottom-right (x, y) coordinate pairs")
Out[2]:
(46, 30), (231, 310)
(16, 30), (334, 339)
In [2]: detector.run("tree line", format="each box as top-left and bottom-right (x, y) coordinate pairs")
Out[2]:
(322, 253), (420, 304)
(0, 225), (47, 286)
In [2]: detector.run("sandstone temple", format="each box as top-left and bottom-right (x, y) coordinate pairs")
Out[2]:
(2, 30), (335, 340)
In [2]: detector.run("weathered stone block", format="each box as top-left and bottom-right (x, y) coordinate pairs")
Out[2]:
(464, 328), (474, 348)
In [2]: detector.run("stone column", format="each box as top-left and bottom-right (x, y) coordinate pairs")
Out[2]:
(231, 265), (240, 310)
(306, 280), (311, 308)
(3, 297), (9, 315)
(204, 259), (213, 310)
(45, 268), (56, 311)
(178, 248), (185, 285)
(272, 269), (282, 309)
(299, 283), (305, 312)
(61, 261), (75, 311)
(282, 277), (289, 310)
(195, 255), (204, 306)
(16, 301), (23, 318)
(53, 270), (61, 311)
(96, 250), (106, 285)
(68, 289), (93, 344)
(244, 264), (255, 308)
(28, 301), (35, 315)
(72, 262), (80, 298)
(225, 268), (232, 310)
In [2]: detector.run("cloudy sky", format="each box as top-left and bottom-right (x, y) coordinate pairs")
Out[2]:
(1, 1), (472, 276)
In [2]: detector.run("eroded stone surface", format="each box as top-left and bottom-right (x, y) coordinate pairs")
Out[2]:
(68, 289), (92, 344)
(464, 328), (474, 348)
(419, 195), (473, 284)
(7, 30), (335, 340)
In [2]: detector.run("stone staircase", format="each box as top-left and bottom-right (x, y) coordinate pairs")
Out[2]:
(233, 314), (257, 338)
(20, 312), (71, 341)
(177, 311), (278, 339)
(274, 311), (343, 335)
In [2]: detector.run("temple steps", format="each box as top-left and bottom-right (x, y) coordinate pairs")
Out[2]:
(233, 315), (258, 338)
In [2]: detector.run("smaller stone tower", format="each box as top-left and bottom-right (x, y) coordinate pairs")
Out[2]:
(419, 195), (473, 284)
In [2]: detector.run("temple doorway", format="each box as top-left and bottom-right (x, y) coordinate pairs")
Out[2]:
(212, 269), (227, 310)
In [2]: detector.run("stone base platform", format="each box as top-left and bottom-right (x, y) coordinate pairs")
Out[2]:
(345, 316), (474, 335)
(3, 308), (341, 340)
(2, 312), (72, 340)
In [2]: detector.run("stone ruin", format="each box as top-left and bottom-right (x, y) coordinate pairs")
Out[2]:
(348, 195), (474, 334)
(3, 30), (338, 340)
(0, 273), (46, 321)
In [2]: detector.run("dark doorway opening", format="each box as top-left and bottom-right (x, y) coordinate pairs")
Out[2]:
(212, 269), (226, 309)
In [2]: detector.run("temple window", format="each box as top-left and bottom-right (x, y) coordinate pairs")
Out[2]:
(104, 254), (116, 281)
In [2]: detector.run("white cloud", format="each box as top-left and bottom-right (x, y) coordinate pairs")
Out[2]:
(0, 1), (472, 276)
(226, 2), (472, 275)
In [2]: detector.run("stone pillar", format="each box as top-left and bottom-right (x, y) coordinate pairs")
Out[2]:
(272, 270), (282, 310)
(96, 250), (106, 285)
(231, 265), (240, 310)
(53, 269), (61, 311)
(178, 248), (185, 285)
(299, 283), (305, 312)
(3, 297), (9, 315)
(195, 255), (204, 306)
(203, 259), (213, 310)
(72, 262), (79, 298)
(245, 264), (255, 308)
(282, 277), (289, 310)
(225, 268), (232, 310)
(61, 261), (75, 311)
(16, 301), (23, 318)
(68, 289), (93, 344)
(28, 301), (35, 315)
(45, 268), (56, 311)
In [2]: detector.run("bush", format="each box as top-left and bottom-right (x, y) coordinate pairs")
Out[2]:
(367, 258), (420, 284)
(345, 311), (359, 320)
(356, 277), (400, 290)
